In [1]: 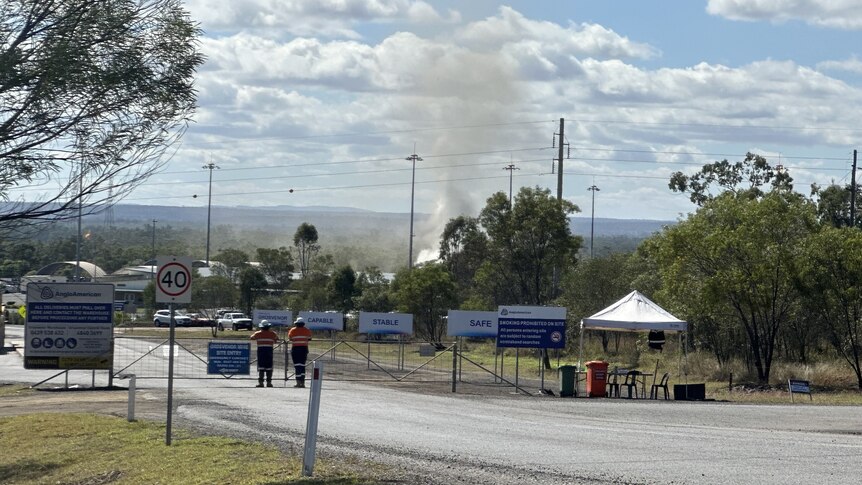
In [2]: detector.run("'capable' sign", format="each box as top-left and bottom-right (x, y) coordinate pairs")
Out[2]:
(447, 310), (497, 337)
(359, 312), (413, 335)
(299, 311), (344, 331)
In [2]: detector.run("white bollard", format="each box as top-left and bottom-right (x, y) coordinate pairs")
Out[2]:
(302, 361), (323, 477)
(127, 375), (136, 422)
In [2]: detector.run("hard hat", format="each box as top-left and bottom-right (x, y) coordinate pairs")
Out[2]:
(259, 320), (272, 329)
(294, 317), (305, 326)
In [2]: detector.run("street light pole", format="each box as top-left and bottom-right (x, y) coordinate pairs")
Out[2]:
(406, 152), (422, 269)
(151, 219), (157, 279)
(202, 163), (220, 265)
(588, 185), (600, 258)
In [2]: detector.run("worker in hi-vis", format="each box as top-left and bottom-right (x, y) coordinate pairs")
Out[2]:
(288, 317), (313, 388)
(250, 320), (278, 387)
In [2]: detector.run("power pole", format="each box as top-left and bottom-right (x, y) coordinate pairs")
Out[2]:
(406, 151), (423, 269)
(851, 149), (858, 228)
(588, 185), (600, 258)
(556, 118), (565, 202)
(503, 163), (520, 205)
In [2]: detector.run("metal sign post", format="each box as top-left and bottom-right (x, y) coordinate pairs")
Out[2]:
(155, 256), (192, 446)
(302, 361), (324, 476)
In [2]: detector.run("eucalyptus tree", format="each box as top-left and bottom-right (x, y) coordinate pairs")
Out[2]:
(650, 192), (817, 383)
(0, 0), (203, 233)
(797, 227), (862, 388)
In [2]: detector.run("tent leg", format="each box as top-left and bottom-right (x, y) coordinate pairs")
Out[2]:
(577, 321), (584, 370)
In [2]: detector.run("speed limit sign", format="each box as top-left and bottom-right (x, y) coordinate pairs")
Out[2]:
(156, 256), (193, 304)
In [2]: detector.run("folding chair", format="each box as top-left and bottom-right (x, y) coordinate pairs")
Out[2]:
(650, 372), (670, 400)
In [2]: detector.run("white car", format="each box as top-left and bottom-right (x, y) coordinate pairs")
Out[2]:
(153, 310), (192, 327)
(217, 312), (254, 331)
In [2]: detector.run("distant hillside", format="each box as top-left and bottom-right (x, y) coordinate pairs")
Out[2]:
(568, 217), (675, 238)
(93, 204), (674, 238)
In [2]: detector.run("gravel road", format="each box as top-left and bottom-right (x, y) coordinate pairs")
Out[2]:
(3, 326), (861, 484)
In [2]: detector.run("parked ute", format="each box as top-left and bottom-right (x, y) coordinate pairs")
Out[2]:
(153, 310), (192, 327)
(217, 312), (254, 331)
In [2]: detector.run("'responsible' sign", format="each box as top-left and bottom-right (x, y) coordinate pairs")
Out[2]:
(299, 311), (344, 331)
(358, 312), (413, 335)
(446, 310), (497, 337)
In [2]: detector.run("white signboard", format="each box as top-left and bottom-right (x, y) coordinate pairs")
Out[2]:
(24, 282), (115, 369)
(156, 256), (193, 304)
(359, 312), (413, 335)
(447, 310), (497, 337)
(253, 309), (293, 327)
(300, 311), (344, 331)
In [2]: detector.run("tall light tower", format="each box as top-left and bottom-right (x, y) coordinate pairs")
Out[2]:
(503, 163), (520, 205)
(406, 151), (422, 269)
(202, 162), (220, 265)
(588, 184), (600, 258)
(151, 219), (157, 279)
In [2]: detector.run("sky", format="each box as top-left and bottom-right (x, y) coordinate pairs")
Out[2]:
(29, 1), (862, 248)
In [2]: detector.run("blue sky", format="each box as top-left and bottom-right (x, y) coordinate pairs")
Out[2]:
(18, 1), (862, 257)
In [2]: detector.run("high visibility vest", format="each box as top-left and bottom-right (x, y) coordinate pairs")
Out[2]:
(288, 326), (312, 347)
(250, 330), (278, 347)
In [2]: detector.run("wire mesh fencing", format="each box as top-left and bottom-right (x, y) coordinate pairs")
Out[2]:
(111, 336), (558, 396)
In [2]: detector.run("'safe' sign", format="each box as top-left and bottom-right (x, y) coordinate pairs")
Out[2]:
(447, 310), (497, 338)
(358, 312), (413, 335)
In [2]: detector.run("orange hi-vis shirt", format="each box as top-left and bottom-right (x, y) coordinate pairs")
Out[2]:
(288, 326), (312, 347)
(250, 329), (279, 347)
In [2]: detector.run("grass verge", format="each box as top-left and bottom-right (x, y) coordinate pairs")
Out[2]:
(0, 413), (380, 484)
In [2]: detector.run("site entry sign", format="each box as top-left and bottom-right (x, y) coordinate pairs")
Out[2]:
(496, 305), (566, 349)
(24, 283), (115, 369)
(207, 341), (251, 375)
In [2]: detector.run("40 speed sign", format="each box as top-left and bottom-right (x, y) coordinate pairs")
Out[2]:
(156, 256), (193, 304)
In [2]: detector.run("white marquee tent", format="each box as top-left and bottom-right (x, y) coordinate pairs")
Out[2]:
(578, 290), (688, 367)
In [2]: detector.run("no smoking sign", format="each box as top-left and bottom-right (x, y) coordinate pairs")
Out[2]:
(156, 256), (193, 304)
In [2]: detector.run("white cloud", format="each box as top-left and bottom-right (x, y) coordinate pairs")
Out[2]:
(455, 6), (658, 60)
(817, 56), (862, 73)
(186, 0), (454, 38)
(707, 0), (862, 29)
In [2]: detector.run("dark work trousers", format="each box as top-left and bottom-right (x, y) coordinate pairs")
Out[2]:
(291, 345), (309, 385)
(257, 346), (274, 385)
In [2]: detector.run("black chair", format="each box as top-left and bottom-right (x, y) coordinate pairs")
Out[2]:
(622, 370), (640, 399)
(650, 373), (670, 400)
(606, 368), (620, 397)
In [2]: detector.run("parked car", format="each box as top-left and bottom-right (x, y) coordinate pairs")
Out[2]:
(153, 310), (192, 327)
(187, 313), (216, 327)
(217, 312), (254, 331)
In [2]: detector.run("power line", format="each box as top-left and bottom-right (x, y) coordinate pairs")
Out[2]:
(180, 120), (555, 146)
(124, 171), (548, 202)
(159, 146), (553, 175)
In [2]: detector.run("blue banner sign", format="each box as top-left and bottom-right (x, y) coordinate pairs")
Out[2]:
(207, 341), (251, 375)
(496, 305), (567, 349)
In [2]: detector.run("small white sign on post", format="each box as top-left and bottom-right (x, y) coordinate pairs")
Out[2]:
(156, 256), (193, 304)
